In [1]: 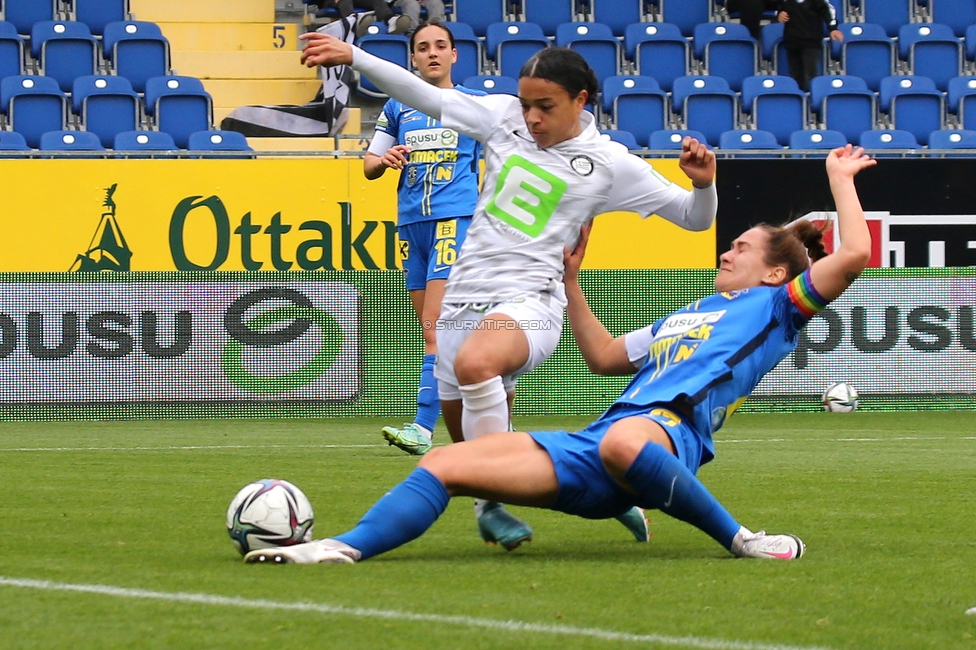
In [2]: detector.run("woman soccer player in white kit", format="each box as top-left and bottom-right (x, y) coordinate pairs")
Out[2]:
(299, 34), (718, 549)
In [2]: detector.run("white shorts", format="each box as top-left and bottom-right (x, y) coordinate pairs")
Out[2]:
(434, 288), (567, 401)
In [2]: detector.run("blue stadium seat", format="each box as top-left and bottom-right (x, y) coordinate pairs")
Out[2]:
(0, 22), (26, 78)
(719, 129), (783, 150)
(355, 33), (410, 98)
(859, 128), (920, 149)
(861, 0), (912, 37)
(485, 22), (549, 79)
(462, 74), (519, 95)
(831, 22), (886, 60)
(692, 22), (758, 92)
(103, 21), (170, 94)
(967, 24), (976, 68)
(947, 76), (976, 128)
(879, 75), (944, 145)
(788, 129), (849, 149)
(604, 75), (668, 147)
(898, 23), (962, 92)
(523, 0), (576, 36)
(443, 21), (483, 85)
(928, 128), (976, 149)
(760, 22), (787, 74)
(39, 129), (105, 151)
(811, 75), (877, 143)
(454, 0), (508, 37)
(0, 75), (67, 147)
(839, 28), (895, 92)
(113, 130), (177, 151)
(671, 75), (738, 146)
(4, 0), (57, 35)
(600, 128), (640, 149)
(74, 0), (128, 36)
(602, 75), (662, 113)
(649, 128), (709, 149)
(624, 22), (689, 93)
(144, 76), (213, 149)
(31, 21), (98, 93)
(188, 130), (253, 152)
(593, 0), (645, 37)
(660, 0), (709, 37)
(932, 0), (975, 37)
(72, 75), (139, 148)
(556, 22), (620, 85)
(741, 75), (807, 146)
(0, 130), (30, 150)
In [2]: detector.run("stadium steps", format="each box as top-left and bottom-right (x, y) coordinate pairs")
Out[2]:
(171, 51), (317, 80)
(158, 22), (300, 51)
(246, 137), (336, 151)
(129, 0), (274, 23)
(146, 0), (361, 138)
(203, 79), (323, 107)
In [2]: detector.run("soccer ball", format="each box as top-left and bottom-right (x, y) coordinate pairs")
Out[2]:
(822, 382), (859, 413)
(226, 478), (314, 556)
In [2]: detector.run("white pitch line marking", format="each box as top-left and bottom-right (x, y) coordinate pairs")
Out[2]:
(0, 576), (833, 650)
(0, 444), (376, 452)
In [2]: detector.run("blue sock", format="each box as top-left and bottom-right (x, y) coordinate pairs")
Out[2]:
(334, 467), (449, 559)
(623, 442), (741, 550)
(414, 354), (440, 432)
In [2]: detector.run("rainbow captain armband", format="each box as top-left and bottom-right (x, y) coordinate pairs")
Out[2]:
(786, 269), (828, 317)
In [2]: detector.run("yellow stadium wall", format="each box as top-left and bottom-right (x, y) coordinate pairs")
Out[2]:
(0, 159), (714, 272)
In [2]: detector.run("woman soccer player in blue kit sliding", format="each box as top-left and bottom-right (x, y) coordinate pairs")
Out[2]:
(245, 145), (876, 565)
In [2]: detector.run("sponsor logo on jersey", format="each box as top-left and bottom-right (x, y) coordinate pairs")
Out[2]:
(437, 220), (457, 239)
(570, 155), (594, 176)
(486, 155), (568, 238)
(404, 128), (459, 151)
(655, 310), (726, 338)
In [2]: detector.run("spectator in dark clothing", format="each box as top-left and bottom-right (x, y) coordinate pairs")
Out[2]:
(318, 0), (444, 36)
(778, 0), (843, 92)
(726, 0), (779, 41)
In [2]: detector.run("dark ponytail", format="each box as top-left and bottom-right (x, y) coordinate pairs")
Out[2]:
(519, 47), (599, 105)
(758, 220), (828, 281)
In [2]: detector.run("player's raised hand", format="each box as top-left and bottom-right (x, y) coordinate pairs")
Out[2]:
(826, 145), (876, 181)
(382, 145), (411, 170)
(299, 32), (354, 68)
(563, 222), (593, 283)
(678, 136), (716, 189)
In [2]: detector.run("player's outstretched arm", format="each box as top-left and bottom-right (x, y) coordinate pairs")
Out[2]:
(564, 224), (636, 376)
(808, 145), (876, 302)
(300, 32), (446, 121)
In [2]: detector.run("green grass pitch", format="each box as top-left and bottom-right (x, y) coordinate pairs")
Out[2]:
(1, 412), (974, 649)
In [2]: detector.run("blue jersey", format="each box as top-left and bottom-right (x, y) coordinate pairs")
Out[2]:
(602, 270), (829, 463)
(373, 86), (483, 226)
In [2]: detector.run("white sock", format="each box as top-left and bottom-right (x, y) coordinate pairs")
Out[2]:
(459, 376), (508, 441)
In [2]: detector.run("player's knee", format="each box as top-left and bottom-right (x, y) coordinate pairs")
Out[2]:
(599, 427), (648, 476)
(453, 351), (498, 385)
(418, 447), (461, 492)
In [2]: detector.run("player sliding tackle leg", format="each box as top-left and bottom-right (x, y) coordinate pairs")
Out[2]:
(296, 31), (720, 551)
(246, 145), (874, 565)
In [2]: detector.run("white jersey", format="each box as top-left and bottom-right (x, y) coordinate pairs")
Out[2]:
(439, 92), (706, 304)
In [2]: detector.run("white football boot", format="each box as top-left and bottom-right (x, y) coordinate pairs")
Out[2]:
(731, 527), (805, 560)
(244, 538), (362, 565)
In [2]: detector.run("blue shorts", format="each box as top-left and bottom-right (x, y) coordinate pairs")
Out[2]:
(399, 217), (471, 291)
(528, 406), (704, 520)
